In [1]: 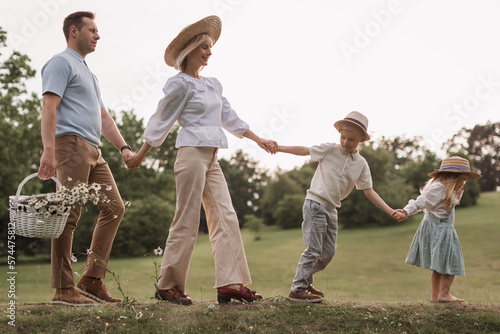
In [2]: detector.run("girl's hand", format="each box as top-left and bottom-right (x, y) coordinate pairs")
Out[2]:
(392, 209), (408, 222)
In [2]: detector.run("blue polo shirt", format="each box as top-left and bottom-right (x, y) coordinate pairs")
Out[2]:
(41, 48), (104, 146)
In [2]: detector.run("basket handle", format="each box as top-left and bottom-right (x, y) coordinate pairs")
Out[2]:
(15, 173), (63, 202)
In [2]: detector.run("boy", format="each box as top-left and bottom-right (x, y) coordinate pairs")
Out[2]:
(278, 111), (399, 302)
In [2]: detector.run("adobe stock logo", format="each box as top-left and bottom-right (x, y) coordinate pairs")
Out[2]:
(8, 0), (71, 48)
(236, 106), (296, 155)
(339, 0), (404, 64)
(213, 0), (244, 19)
(429, 74), (500, 152)
(109, 64), (175, 111)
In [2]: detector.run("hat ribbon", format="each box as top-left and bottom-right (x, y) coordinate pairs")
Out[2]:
(344, 117), (367, 131)
(439, 165), (471, 172)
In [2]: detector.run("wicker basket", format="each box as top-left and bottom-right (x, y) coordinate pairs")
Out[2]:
(9, 173), (70, 239)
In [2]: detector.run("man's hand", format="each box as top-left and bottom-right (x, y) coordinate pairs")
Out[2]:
(38, 150), (56, 179)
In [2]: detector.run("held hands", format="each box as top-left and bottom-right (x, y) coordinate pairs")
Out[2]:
(125, 152), (143, 170)
(260, 138), (278, 154)
(392, 209), (408, 222)
(121, 148), (143, 170)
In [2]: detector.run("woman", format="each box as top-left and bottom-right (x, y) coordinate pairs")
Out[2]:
(127, 15), (276, 305)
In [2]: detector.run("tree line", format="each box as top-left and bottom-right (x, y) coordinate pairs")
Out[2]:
(1, 28), (498, 257)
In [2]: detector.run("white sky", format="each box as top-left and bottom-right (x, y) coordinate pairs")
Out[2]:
(1, 0), (499, 172)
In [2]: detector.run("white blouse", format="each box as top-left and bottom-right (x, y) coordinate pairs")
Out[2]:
(403, 182), (462, 218)
(144, 72), (250, 148)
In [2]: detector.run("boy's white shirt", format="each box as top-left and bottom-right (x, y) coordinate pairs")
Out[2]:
(305, 143), (372, 211)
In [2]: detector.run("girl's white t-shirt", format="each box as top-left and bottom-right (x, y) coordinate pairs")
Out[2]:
(403, 182), (462, 218)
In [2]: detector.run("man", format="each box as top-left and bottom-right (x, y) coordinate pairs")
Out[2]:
(38, 11), (132, 306)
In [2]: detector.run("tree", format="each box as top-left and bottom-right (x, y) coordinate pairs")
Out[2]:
(340, 143), (414, 228)
(0, 27), (46, 255)
(377, 135), (431, 167)
(274, 194), (304, 229)
(260, 169), (304, 226)
(219, 149), (269, 226)
(443, 122), (500, 191)
(398, 152), (438, 195)
(244, 214), (264, 241)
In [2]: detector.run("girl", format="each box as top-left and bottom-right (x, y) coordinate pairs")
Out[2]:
(127, 16), (276, 305)
(397, 156), (481, 303)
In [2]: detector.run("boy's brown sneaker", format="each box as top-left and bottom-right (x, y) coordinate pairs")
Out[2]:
(155, 286), (193, 305)
(76, 276), (122, 303)
(307, 285), (325, 298)
(51, 287), (94, 306)
(289, 289), (323, 303)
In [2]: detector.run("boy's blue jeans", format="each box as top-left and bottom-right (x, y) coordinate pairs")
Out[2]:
(291, 199), (338, 292)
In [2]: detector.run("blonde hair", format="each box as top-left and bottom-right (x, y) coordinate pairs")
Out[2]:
(174, 33), (210, 71)
(423, 173), (467, 210)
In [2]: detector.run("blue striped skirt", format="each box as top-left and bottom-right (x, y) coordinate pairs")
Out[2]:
(405, 209), (464, 276)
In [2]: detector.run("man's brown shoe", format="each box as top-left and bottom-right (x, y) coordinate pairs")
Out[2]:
(217, 285), (263, 304)
(52, 287), (94, 306)
(155, 286), (193, 305)
(76, 276), (122, 303)
(307, 285), (325, 297)
(289, 289), (323, 303)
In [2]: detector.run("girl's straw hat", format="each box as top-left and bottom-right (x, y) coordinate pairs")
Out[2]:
(164, 15), (222, 67)
(428, 156), (481, 179)
(334, 111), (370, 142)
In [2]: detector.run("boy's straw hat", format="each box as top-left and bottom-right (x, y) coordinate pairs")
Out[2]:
(164, 15), (222, 67)
(428, 156), (481, 179)
(334, 111), (370, 142)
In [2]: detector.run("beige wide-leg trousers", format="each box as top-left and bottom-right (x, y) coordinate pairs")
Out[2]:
(157, 147), (252, 291)
(51, 135), (125, 288)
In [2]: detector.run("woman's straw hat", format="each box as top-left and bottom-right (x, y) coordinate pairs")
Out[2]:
(428, 156), (481, 179)
(164, 15), (222, 67)
(334, 111), (370, 142)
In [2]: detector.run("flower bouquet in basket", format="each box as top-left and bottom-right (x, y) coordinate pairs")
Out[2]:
(9, 173), (111, 239)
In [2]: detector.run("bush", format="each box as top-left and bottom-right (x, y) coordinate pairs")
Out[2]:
(244, 214), (264, 240)
(112, 195), (175, 257)
(274, 194), (305, 229)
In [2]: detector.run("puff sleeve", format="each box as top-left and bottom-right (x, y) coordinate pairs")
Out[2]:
(403, 182), (447, 216)
(144, 77), (189, 147)
(211, 78), (249, 138)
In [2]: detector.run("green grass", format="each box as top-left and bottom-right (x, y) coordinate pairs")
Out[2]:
(1, 192), (499, 333)
(2, 297), (500, 333)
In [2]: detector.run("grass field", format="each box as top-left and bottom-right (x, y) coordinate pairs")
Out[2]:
(2, 192), (499, 305)
(1, 192), (499, 333)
